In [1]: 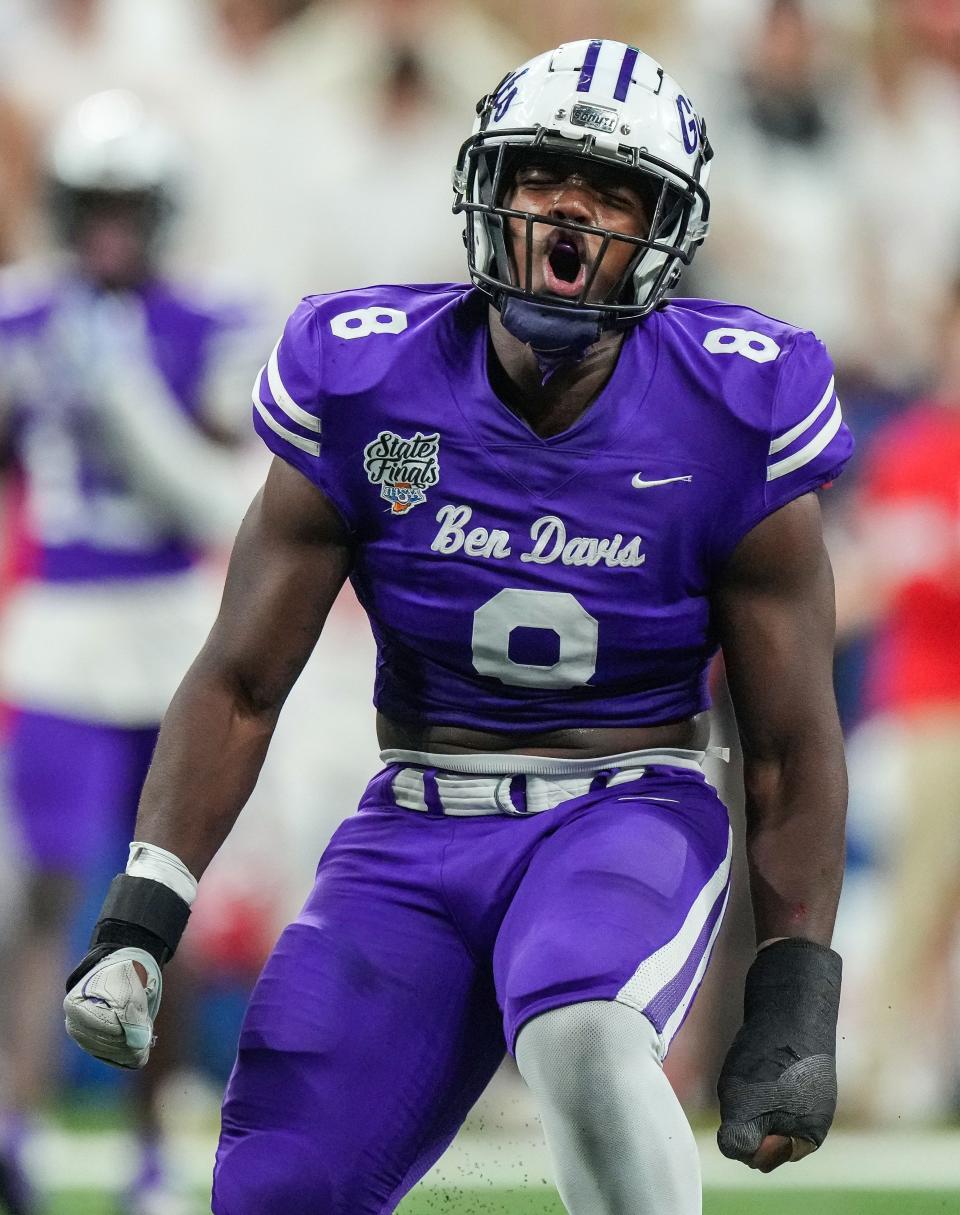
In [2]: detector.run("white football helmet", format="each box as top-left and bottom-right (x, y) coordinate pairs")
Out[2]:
(46, 90), (182, 250)
(453, 39), (713, 326)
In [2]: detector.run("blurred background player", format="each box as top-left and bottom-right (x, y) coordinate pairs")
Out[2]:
(0, 90), (255, 1214)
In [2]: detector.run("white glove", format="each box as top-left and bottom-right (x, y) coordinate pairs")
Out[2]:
(63, 947), (163, 1070)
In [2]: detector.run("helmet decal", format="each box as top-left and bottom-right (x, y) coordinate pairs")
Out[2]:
(677, 96), (701, 156)
(569, 102), (619, 135)
(613, 45), (641, 102)
(492, 69), (529, 124)
(576, 39), (603, 92)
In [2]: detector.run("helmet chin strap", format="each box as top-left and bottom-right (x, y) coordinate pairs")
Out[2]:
(498, 295), (607, 382)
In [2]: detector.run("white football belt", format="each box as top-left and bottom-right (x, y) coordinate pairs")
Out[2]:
(381, 746), (728, 817)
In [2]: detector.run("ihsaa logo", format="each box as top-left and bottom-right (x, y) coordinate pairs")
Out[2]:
(363, 430), (440, 515)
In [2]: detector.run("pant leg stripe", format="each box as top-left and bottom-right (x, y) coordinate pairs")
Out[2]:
(643, 880), (729, 1031)
(658, 882), (730, 1054)
(615, 825), (732, 1024)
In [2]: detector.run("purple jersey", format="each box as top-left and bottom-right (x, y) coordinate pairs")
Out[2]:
(0, 273), (245, 582)
(253, 284), (853, 732)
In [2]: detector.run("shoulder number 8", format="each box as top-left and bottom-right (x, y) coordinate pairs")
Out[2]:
(330, 307), (408, 340)
(703, 327), (780, 364)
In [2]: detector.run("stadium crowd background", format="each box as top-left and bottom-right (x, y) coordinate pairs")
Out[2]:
(0, 0), (958, 1198)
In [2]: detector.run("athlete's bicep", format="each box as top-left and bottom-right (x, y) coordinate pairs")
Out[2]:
(711, 492), (839, 758)
(201, 456), (354, 715)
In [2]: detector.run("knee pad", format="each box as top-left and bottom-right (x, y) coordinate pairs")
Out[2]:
(516, 1000), (700, 1215)
(516, 997), (662, 1100)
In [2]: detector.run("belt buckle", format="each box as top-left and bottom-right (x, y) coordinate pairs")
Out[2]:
(494, 774), (529, 816)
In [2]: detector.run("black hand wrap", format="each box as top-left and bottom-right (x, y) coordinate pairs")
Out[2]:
(717, 937), (842, 1163)
(65, 874), (191, 992)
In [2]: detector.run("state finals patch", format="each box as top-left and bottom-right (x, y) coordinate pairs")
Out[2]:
(363, 430), (440, 514)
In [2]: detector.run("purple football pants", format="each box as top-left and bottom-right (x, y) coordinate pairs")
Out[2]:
(212, 762), (730, 1214)
(7, 709), (158, 873)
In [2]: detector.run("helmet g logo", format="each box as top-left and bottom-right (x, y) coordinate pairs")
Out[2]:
(676, 95), (700, 155)
(491, 68), (529, 123)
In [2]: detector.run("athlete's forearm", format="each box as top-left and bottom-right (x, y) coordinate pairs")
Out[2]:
(742, 726), (847, 947)
(133, 651), (281, 879)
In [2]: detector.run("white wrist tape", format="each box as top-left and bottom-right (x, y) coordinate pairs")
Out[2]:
(126, 841), (199, 907)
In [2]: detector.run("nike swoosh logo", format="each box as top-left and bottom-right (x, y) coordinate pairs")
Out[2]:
(631, 473), (693, 489)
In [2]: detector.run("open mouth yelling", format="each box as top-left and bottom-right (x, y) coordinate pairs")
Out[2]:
(543, 231), (588, 298)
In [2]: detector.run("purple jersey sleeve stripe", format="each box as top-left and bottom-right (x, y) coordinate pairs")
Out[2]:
(766, 397), (843, 481)
(268, 340), (321, 432)
(251, 368), (320, 456)
(252, 396), (356, 532)
(768, 376), (835, 455)
(577, 40), (603, 92)
(613, 45), (640, 102)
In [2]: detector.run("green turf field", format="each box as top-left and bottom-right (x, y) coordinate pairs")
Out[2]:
(399, 1191), (960, 1215)
(43, 1190), (960, 1215)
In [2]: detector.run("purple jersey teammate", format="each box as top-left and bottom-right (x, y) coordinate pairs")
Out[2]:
(65, 42), (852, 1215)
(0, 91), (252, 1215)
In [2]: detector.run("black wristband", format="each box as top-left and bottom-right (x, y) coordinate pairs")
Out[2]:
(742, 938), (842, 1049)
(90, 874), (191, 968)
(717, 937), (842, 1160)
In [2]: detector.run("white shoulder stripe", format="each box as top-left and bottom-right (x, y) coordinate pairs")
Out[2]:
(767, 397), (842, 481)
(768, 376), (835, 455)
(252, 369), (320, 456)
(266, 341), (321, 433)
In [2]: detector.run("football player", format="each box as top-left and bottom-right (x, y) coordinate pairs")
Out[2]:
(0, 91), (253, 1214)
(64, 42), (851, 1214)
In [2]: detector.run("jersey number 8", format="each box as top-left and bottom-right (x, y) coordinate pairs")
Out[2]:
(703, 327), (781, 364)
(330, 307), (409, 340)
(472, 589), (599, 689)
